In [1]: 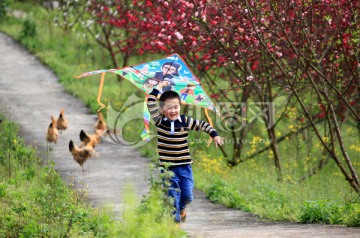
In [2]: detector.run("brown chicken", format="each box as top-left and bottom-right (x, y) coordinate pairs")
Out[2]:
(56, 108), (68, 132)
(79, 129), (106, 148)
(94, 111), (107, 131)
(46, 116), (59, 145)
(69, 140), (95, 171)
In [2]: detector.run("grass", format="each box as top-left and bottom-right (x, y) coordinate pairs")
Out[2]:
(0, 116), (186, 237)
(0, 0), (359, 228)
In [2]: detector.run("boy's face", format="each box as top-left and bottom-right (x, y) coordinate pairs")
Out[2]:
(161, 98), (181, 121)
(162, 65), (177, 75)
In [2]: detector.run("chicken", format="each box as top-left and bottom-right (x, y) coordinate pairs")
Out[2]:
(94, 111), (107, 131)
(79, 129), (106, 148)
(56, 108), (68, 132)
(46, 116), (59, 145)
(69, 140), (95, 171)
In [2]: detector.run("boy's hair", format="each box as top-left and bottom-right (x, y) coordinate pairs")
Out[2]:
(159, 91), (181, 108)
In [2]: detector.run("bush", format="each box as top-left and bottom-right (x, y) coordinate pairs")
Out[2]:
(206, 179), (250, 211)
(300, 200), (343, 224)
(19, 17), (38, 49)
(0, 0), (13, 22)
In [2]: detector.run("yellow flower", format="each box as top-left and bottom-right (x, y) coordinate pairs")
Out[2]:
(350, 145), (360, 153)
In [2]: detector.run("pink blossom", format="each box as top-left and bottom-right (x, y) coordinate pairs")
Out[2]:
(164, 1), (169, 6)
(174, 32), (184, 40)
(276, 52), (283, 57)
(246, 76), (254, 81)
(153, 41), (164, 46)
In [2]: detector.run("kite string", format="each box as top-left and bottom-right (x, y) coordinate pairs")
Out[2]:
(97, 72), (106, 112)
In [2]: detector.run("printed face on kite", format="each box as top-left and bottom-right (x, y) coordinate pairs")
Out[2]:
(162, 65), (178, 75)
(161, 98), (181, 121)
(161, 62), (181, 76)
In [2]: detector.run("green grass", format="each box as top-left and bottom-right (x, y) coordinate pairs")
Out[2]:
(0, 116), (186, 237)
(1, 0), (359, 228)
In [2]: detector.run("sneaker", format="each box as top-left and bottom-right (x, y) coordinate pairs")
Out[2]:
(180, 210), (186, 222)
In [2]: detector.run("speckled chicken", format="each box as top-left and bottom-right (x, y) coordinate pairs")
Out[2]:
(69, 140), (95, 171)
(79, 129), (105, 148)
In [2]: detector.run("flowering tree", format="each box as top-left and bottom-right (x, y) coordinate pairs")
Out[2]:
(65, 0), (359, 191)
(142, 0), (359, 191)
(54, 0), (152, 69)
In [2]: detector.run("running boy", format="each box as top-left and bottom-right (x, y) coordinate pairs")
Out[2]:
(147, 81), (223, 223)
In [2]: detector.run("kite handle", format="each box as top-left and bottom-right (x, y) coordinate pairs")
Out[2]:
(97, 73), (106, 112)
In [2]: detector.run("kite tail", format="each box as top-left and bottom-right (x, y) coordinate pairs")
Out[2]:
(204, 109), (214, 147)
(97, 72), (106, 112)
(141, 95), (151, 142)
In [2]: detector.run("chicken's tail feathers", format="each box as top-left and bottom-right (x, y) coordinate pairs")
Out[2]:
(59, 108), (65, 118)
(69, 140), (75, 152)
(51, 116), (57, 127)
(79, 130), (89, 142)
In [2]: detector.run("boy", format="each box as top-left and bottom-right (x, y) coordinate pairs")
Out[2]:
(147, 81), (223, 223)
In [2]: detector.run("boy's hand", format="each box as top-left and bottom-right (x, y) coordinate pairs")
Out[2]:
(213, 136), (224, 148)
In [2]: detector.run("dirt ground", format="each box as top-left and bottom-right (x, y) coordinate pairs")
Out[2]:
(0, 32), (359, 238)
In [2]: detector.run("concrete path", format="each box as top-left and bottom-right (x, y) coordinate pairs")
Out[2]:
(0, 32), (359, 238)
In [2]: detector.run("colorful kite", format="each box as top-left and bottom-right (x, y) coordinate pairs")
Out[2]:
(76, 53), (221, 142)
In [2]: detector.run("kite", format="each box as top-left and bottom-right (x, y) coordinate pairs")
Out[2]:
(76, 53), (221, 143)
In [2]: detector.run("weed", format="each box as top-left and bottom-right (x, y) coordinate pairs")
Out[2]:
(19, 17), (38, 50)
(300, 200), (343, 224)
(0, 117), (186, 236)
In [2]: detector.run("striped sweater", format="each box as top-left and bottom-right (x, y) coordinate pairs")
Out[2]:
(147, 89), (218, 166)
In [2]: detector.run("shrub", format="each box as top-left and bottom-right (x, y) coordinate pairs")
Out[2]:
(19, 17), (38, 49)
(300, 200), (343, 224)
(0, 0), (13, 22)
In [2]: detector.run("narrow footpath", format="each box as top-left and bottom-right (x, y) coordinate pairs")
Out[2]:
(0, 32), (359, 238)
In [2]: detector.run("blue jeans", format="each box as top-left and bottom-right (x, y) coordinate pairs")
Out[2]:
(163, 164), (194, 222)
